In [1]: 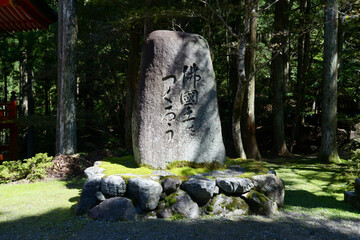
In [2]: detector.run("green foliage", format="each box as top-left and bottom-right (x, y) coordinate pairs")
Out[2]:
(351, 149), (360, 161)
(0, 153), (53, 183)
(345, 149), (360, 186)
(1, 0), (359, 157)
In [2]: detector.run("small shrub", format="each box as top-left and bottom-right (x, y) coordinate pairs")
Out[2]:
(0, 153), (53, 183)
(348, 149), (360, 177)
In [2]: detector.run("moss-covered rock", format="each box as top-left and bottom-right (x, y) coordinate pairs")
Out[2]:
(208, 194), (249, 217)
(251, 174), (285, 208)
(245, 190), (278, 216)
(156, 190), (199, 219)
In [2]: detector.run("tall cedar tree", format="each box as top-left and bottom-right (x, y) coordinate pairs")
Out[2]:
(271, 0), (290, 156)
(56, 0), (78, 155)
(318, 0), (341, 163)
(242, 0), (261, 159)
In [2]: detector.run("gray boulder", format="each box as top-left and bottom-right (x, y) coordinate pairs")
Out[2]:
(88, 197), (137, 221)
(208, 194), (249, 217)
(84, 166), (105, 178)
(161, 177), (182, 195)
(128, 178), (163, 211)
(95, 191), (106, 202)
(157, 190), (200, 219)
(216, 177), (254, 194)
(101, 175), (126, 196)
(181, 177), (216, 206)
(75, 175), (102, 215)
(132, 30), (225, 169)
(355, 178), (360, 194)
(246, 190), (278, 216)
(251, 174), (285, 208)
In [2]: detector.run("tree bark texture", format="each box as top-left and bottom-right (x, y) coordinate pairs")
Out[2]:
(56, 0), (78, 155)
(271, 0), (290, 156)
(232, 37), (247, 159)
(242, 0), (261, 160)
(232, 9), (250, 159)
(318, 0), (340, 163)
(125, 28), (141, 150)
(19, 35), (28, 117)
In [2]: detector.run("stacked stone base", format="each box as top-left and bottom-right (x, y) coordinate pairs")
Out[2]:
(75, 165), (285, 221)
(344, 178), (360, 211)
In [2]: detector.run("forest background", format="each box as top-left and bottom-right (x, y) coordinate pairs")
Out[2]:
(0, 0), (359, 162)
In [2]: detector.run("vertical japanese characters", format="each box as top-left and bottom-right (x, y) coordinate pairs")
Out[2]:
(162, 63), (202, 141)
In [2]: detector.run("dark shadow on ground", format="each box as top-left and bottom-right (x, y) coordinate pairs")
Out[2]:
(64, 177), (86, 190)
(285, 190), (359, 213)
(0, 207), (359, 240)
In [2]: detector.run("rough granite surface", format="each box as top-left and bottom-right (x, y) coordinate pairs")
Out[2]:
(132, 30), (225, 169)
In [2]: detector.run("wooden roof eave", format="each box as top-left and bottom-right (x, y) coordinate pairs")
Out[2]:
(0, 0), (57, 32)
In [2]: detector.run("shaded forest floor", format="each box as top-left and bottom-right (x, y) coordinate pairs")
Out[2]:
(0, 157), (359, 240)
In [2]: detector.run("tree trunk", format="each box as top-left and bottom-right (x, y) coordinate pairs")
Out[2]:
(271, 0), (290, 156)
(125, 27), (141, 150)
(19, 35), (28, 117)
(232, 39), (247, 159)
(318, 0), (340, 163)
(242, 0), (261, 160)
(232, 8), (250, 159)
(26, 56), (34, 158)
(290, 0), (311, 152)
(56, 0), (78, 155)
(18, 34), (35, 157)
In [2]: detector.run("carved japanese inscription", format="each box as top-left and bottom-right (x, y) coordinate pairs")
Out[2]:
(162, 63), (202, 140)
(132, 30), (226, 169)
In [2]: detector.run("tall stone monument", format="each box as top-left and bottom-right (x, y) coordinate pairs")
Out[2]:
(132, 30), (226, 169)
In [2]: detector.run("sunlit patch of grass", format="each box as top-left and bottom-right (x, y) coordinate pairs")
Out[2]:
(265, 158), (360, 220)
(0, 179), (84, 223)
(0, 178), (91, 239)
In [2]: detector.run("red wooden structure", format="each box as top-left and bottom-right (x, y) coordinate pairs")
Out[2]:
(0, 101), (18, 160)
(0, 0), (57, 32)
(0, 1), (56, 160)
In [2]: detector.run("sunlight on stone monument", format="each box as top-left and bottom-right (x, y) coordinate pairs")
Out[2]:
(132, 30), (226, 169)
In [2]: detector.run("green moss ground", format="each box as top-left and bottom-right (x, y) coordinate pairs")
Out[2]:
(98, 156), (153, 176)
(97, 156), (269, 178)
(265, 157), (360, 220)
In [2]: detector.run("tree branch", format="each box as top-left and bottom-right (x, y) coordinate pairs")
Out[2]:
(198, 0), (240, 39)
